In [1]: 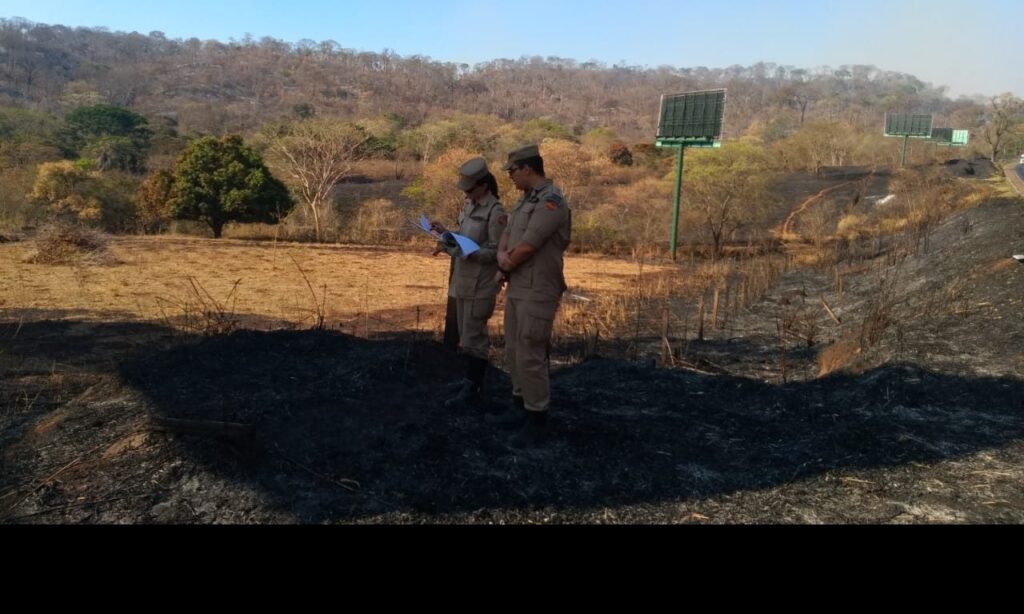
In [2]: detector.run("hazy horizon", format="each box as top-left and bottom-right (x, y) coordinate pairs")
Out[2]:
(2, 0), (1020, 99)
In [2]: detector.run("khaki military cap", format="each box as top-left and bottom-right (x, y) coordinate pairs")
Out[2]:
(502, 144), (541, 170)
(456, 157), (491, 191)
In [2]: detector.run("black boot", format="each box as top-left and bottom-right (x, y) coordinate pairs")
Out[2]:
(444, 356), (486, 410)
(486, 395), (526, 429)
(467, 356), (487, 390)
(510, 410), (549, 448)
(445, 379), (467, 394)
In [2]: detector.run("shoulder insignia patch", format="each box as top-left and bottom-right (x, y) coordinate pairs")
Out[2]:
(498, 214), (508, 226)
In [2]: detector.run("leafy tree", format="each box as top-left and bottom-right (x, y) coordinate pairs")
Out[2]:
(82, 136), (147, 173)
(61, 104), (152, 172)
(683, 142), (776, 260)
(62, 104), (151, 153)
(171, 135), (293, 238)
(0, 107), (61, 145)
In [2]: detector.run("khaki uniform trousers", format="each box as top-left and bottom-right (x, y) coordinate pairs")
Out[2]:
(456, 297), (496, 360)
(503, 297), (558, 413)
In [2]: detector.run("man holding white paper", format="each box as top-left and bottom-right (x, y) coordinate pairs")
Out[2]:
(429, 157), (506, 411)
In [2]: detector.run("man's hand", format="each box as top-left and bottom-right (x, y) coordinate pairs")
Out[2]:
(430, 221), (448, 235)
(494, 270), (508, 289)
(498, 250), (513, 271)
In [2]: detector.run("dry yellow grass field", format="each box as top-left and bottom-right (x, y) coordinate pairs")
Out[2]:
(0, 235), (674, 339)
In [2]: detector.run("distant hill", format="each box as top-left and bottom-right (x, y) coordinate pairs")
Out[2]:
(0, 17), (973, 140)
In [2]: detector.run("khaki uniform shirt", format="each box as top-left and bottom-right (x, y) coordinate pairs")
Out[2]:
(450, 192), (506, 299)
(503, 179), (572, 302)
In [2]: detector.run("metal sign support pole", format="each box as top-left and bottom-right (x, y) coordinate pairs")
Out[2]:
(671, 144), (686, 261)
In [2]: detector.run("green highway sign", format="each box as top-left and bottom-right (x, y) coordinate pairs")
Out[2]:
(885, 113), (933, 138)
(657, 89), (726, 144)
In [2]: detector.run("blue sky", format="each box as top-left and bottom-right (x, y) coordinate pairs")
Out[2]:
(2, 0), (1019, 97)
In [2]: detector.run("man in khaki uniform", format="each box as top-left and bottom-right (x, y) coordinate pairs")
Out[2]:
(432, 157), (506, 411)
(487, 144), (572, 446)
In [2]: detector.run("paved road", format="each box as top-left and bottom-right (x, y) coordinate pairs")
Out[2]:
(1006, 163), (1024, 195)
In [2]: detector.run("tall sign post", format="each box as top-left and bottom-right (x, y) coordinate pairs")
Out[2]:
(655, 89), (726, 260)
(884, 113), (933, 167)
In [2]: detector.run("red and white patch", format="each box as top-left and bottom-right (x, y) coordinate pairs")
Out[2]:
(545, 201), (559, 211)
(498, 214), (509, 226)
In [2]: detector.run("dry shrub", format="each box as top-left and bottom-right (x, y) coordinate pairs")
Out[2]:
(587, 156), (637, 186)
(693, 260), (732, 291)
(575, 176), (672, 253)
(23, 223), (119, 266)
(888, 168), (977, 233)
(836, 213), (869, 241)
(817, 337), (862, 376)
(350, 159), (420, 181)
(156, 277), (241, 336)
(343, 198), (405, 244)
(542, 139), (593, 206)
(818, 267), (902, 376)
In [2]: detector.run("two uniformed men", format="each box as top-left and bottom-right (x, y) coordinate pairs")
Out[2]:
(436, 144), (571, 447)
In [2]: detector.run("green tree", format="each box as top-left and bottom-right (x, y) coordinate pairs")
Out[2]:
(61, 104), (152, 167)
(0, 107), (61, 146)
(171, 135), (293, 238)
(396, 114), (501, 162)
(82, 136), (147, 173)
(683, 142), (776, 260)
(0, 108), (62, 173)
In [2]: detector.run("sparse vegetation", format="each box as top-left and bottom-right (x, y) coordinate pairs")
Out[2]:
(3, 18), (1024, 525)
(23, 222), (118, 266)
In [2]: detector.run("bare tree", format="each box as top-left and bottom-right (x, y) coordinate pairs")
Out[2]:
(266, 119), (369, 242)
(980, 93), (1023, 165)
